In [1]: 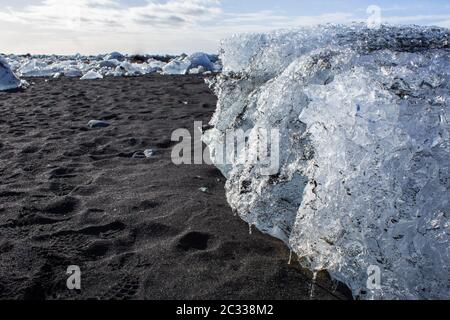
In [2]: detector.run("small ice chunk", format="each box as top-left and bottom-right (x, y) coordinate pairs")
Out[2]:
(18, 59), (60, 77)
(80, 70), (103, 80)
(99, 59), (120, 68)
(0, 57), (24, 91)
(64, 68), (83, 78)
(104, 52), (124, 61)
(162, 58), (191, 75)
(87, 120), (110, 129)
(188, 52), (215, 72)
(143, 149), (154, 158)
(188, 66), (206, 75)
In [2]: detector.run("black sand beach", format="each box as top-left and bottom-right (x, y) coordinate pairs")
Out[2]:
(0, 75), (351, 300)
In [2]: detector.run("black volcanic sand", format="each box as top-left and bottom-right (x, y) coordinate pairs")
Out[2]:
(0, 75), (352, 300)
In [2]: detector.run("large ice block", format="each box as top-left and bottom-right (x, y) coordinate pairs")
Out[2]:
(203, 24), (450, 299)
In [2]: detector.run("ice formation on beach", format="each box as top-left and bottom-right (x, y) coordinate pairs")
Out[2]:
(80, 70), (103, 80)
(104, 51), (125, 61)
(203, 24), (450, 300)
(189, 53), (217, 72)
(0, 57), (25, 91)
(2, 52), (220, 80)
(162, 57), (192, 75)
(162, 52), (221, 75)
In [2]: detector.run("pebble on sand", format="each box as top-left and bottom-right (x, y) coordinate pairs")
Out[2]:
(88, 120), (110, 129)
(143, 149), (154, 158)
(132, 149), (155, 159)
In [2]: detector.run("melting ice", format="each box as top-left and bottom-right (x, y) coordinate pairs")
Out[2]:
(203, 24), (450, 300)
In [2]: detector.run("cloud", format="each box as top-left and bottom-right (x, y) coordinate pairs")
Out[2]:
(382, 14), (450, 23)
(433, 19), (450, 28)
(0, 0), (222, 30)
(216, 11), (356, 32)
(0, 0), (448, 54)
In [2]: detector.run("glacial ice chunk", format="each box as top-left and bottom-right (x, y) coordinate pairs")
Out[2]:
(162, 52), (218, 75)
(87, 120), (110, 128)
(162, 58), (191, 75)
(203, 24), (450, 300)
(104, 51), (125, 61)
(114, 61), (159, 76)
(18, 59), (62, 77)
(80, 70), (103, 80)
(189, 66), (206, 75)
(99, 59), (121, 68)
(188, 52), (215, 72)
(0, 57), (24, 91)
(64, 68), (83, 78)
(5, 53), (220, 79)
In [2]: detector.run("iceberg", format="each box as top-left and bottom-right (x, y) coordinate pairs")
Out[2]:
(0, 57), (24, 91)
(203, 24), (450, 300)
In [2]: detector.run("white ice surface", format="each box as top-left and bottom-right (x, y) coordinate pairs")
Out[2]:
(0, 57), (24, 91)
(5, 53), (219, 79)
(80, 70), (103, 80)
(203, 24), (450, 300)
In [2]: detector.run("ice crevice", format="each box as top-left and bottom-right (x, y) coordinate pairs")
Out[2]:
(203, 24), (450, 300)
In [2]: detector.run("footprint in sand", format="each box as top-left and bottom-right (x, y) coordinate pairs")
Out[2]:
(177, 232), (211, 251)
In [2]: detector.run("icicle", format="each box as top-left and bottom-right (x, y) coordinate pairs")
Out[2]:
(309, 271), (318, 300)
(248, 223), (253, 235)
(288, 250), (293, 265)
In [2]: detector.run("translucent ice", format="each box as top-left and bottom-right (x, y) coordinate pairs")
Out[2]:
(6, 52), (220, 78)
(104, 51), (125, 61)
(162, 58), (192, 75)
(188, 52), (215, 72)
(19, 59), (61, 77)
(80, 70), (103, 80)
(163, 53), (219, 75)
(0, 57), (24, 91)
(203, 24), (450, 300)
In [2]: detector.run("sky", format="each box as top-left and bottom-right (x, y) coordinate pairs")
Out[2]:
(0, 0), (449, 55)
